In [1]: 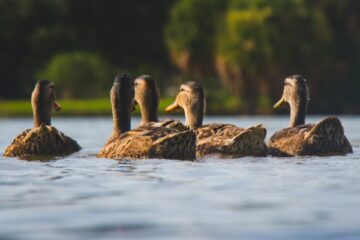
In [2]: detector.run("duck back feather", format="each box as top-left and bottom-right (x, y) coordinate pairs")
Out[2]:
(98, 127), (196, 160)
(269, 116), (352, 156)
(196, 124), (267, 158)
(4, 124), (81, 158)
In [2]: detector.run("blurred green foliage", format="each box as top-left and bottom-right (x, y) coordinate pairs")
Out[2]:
(0, 0), (359, 114)
(0, 97), (240, 117)
(216, 0), (333, 112)
(0, 0), (173, 98)
(165, 0), (226, 73)
(37, 52), (113, 98)
(166, 0), (360, 113)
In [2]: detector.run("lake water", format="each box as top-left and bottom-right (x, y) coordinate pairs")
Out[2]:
(0, 116), (359, 240)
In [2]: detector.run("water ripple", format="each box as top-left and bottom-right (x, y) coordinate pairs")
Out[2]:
(0, 116), (359, 240)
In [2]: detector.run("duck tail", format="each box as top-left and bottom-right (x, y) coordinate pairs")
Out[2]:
(226, 124), (267, 156)
(305, 116), (352, 154)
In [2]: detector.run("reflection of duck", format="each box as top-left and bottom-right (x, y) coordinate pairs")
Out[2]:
(97, 74), (196, 160)
(133, 75), (188, 131)
(269, 75), (352, 156)
(4, 80), (81, 157)
(165, 82), (267, 158)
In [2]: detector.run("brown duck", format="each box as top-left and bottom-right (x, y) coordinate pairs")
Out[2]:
(133, 74), (188, 131)
(269, 75), (352, 156)
(165, 82), (267, 158)
(4, 80), (81, 157)
(97, 74), (196, 160)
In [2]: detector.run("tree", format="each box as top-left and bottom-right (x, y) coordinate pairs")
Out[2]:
(166, 0), (360, 113)
(37, 52), (113, 98)
(165, 0), (226, 74)
(216, 0), (332, 112)
(0, 0), (174, 98)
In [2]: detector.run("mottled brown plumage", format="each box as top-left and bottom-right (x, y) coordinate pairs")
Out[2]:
(269, 75), (352, 156)
(165, 81), (267, 158)
(4, 80), (81, 158)
(196, 124), (267, 158)
(97, 74), (196, 160)
(4, 124), (80, 157)
(98, 126), (196, 160)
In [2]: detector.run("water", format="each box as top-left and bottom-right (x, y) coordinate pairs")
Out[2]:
(1, 116), (360, 240)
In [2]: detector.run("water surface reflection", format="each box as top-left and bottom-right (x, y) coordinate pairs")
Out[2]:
(0, 116), (359, 240)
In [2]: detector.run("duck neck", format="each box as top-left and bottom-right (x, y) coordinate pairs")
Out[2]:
(33, 105), (51, 127)
(289, 98), (307, 127)
(112, 97), (131, 137)
(139, 100), (158, 125)
(32, 92), (51, 128)
(184, 104), (204, 130)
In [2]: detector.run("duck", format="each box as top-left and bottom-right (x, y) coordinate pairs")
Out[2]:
(268, 74), (353, 156)
(165, 81), (267, 158)
(97, 73), (196, 160)
(133, 74), (188, 131)
(4, 80), (81, 158)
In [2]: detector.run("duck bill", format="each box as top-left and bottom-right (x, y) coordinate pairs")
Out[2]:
(273, 97), (285, 109)
(52, 101), (62, 111)
(165, 101), (180, 112)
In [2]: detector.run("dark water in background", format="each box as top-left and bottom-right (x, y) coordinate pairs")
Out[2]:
(0, 116), (359, 240)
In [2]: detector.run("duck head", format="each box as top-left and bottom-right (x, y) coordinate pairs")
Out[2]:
(31, 80), (62, 128)
(165, 81), (206, 130)
(274, 75), (310, 127)
(111, 73), (134, 136)
(134, 75), (160, 125)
